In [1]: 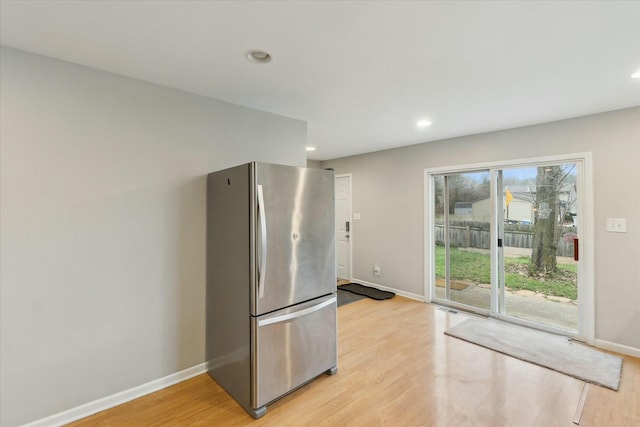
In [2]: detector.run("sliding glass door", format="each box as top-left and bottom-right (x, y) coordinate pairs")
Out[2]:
(427, 155), (591, 341)
(498, 164), (579, 331)
(433, 171), (492, 313)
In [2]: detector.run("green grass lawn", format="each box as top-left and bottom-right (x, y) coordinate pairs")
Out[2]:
(435, 246), (577, 299)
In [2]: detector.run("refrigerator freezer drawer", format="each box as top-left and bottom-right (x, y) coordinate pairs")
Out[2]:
(252, 294), (337, 408)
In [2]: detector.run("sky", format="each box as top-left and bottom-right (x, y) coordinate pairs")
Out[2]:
(503, 167), (537, 180)
(452, 164), (576, 184)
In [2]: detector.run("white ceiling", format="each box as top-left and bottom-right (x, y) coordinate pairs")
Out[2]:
(1, 1), (639, 161)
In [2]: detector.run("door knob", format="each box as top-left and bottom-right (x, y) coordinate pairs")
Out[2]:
(345, 234), (350, 238)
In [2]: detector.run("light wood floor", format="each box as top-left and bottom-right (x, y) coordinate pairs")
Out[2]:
(69, 297), (639, 426)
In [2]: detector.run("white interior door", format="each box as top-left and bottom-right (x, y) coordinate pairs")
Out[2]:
(335, 174), (352, 280)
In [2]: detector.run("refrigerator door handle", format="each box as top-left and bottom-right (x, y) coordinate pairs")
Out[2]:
(257, 184), (267, 298)
(257, 296), (336, 327)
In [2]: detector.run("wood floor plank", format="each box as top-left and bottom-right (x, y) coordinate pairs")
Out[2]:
(67, 297), (639, 426)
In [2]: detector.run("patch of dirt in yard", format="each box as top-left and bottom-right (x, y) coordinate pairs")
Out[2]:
(505, 263), (577, 283)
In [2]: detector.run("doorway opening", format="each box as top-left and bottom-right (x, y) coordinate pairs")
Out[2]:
(335, 174), (352, 281)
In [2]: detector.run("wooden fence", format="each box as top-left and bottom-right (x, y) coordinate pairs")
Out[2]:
(434, 221), (577, 257)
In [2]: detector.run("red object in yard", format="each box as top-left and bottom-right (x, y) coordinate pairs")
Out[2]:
(564, 232), (578, 242)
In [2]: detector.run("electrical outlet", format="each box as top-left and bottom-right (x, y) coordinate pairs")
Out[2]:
(373, 265), (381, 277)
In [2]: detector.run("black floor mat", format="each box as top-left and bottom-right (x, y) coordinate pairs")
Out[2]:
(337, 288), (366, 307)
(338, 283), (395, 300)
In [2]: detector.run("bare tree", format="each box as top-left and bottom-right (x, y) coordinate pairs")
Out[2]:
(529, 165), (572, 275)
(433, 173), (490, 214)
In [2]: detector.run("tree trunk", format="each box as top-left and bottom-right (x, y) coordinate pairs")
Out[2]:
(529, 166), (560, 275)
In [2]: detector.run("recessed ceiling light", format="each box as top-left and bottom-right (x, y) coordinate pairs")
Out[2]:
(416, 120), (432, 128)
(306, 147), (316, 152)
(632, 70), (640, 79)
(246, 50), (272, 64)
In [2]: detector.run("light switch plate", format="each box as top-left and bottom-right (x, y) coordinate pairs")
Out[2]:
(353, 213), (361, 220)
(606, 218), (626, 233)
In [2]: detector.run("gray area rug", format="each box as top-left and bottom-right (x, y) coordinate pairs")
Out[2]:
(445, 317), (623, 390)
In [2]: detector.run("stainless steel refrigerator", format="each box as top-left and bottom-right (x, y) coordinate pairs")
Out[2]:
(206, 162), (337, 419)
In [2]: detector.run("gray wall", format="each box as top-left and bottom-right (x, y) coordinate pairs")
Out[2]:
(322, 107), (640, 351)
(306, 159), (322, 169)
(0, 47), (306, 427)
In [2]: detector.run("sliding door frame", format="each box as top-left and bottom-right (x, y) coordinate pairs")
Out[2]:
(424, 153), (594, 344)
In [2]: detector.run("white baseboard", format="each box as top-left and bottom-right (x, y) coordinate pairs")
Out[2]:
(21, 362), (208, 427)
(595, 339), (640, 359)
(350, 277), (426, 302)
